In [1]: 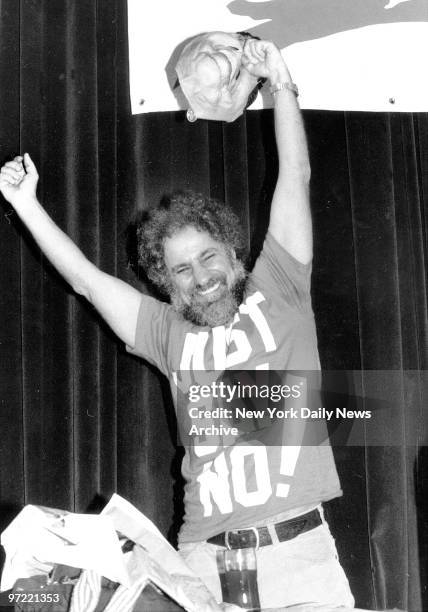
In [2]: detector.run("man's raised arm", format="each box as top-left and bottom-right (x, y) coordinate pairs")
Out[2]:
(0, 154), (142, 347)
(242, 40), (312, 263)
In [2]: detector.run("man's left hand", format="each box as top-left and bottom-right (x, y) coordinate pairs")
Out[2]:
(241, 39), (290, 84)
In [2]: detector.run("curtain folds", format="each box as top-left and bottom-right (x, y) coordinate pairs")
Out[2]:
(0, 2), (427, 610)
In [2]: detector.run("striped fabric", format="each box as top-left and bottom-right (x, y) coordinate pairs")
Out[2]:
(69, 569), (102, 612)
(69, 568), (148, 612)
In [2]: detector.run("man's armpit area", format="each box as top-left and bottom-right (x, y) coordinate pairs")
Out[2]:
(125, 295), (172, 376)
(250, 232), (312, 308)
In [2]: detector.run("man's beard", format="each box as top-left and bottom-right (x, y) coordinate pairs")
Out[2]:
(171, 261), (247, 327)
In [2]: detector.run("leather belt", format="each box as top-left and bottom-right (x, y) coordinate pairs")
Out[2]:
(206, 508), (322, 549)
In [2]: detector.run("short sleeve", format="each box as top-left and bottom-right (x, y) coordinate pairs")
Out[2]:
(249, 232), (312, 312)
(126, 294), (171, 376)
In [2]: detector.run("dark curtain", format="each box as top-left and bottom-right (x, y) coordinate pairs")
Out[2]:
(0, 2), (427, 610)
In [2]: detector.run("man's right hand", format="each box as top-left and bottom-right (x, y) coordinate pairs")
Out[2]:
(0, 153), (39, 208)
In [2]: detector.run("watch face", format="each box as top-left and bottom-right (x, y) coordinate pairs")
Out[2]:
(175, 31), (259, 122)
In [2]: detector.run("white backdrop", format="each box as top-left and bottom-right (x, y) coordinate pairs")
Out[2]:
(128, 0), (428, 114)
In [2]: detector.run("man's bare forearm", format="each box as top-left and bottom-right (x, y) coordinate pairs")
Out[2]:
(0, 154), (142, 347)
(12, 194), (99, 298)
(268, 57), (312, 262)
(242, 39), (312, 261)
(272, 78), (311, 181)
(269, 83), (312, 263)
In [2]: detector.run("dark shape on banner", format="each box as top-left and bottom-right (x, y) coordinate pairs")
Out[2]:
(227, 0), (428, 48)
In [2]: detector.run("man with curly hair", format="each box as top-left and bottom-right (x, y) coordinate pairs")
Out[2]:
(0, 38), (354, 610)
(137, 192), (248, 328)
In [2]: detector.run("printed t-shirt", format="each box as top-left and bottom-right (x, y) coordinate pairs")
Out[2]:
(127, 232), (342, 543)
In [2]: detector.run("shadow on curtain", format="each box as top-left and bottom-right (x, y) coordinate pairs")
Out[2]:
(0, 1), (427, 610)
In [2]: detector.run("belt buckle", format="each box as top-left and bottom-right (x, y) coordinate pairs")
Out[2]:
(225, 526), (260, 550)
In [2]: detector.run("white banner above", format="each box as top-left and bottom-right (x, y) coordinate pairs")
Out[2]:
(128, 0), (428, 115)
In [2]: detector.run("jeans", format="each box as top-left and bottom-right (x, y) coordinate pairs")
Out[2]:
(178, 507), (354, 609)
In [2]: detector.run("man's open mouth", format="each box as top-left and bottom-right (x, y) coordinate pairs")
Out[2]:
(197, 281), (221, 296)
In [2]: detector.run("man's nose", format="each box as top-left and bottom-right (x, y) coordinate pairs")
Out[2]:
(192, 263), (211, 288)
